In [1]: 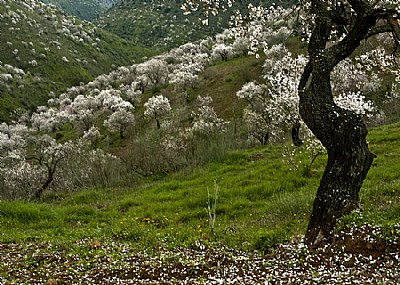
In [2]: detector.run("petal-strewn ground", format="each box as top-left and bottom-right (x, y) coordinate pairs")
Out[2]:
(1, 236), (399, 285)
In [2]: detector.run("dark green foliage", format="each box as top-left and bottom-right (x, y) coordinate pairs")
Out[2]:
(96, 0), (295, 51)
(253, 227), (292, 250)
(39, 0), (116, 21)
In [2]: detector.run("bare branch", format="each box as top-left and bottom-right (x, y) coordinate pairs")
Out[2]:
(364, 22), (393, 39)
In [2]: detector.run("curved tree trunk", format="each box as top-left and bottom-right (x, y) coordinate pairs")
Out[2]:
(295, 1), (393, 246)
(299, 72), (375, 245)
(34, 160), (59, 200)
(34, 175), (54, 200)
(299, 64), (375, 247)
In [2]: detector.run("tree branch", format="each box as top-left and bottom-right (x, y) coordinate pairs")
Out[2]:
(326, 7), (398, 69)
(365, 22), (393, 39)
(388, 16), (400, 44)
(298, 61), (312, 92)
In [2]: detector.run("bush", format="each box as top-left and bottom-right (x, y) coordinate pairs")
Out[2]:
(253, 227), (292, 251)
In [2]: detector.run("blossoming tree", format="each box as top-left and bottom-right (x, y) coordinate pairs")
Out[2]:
(144, 95), (172, 129)
(184, 0), (400, 247)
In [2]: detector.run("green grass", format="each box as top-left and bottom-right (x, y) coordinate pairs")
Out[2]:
(1, 122), (399, 251)
(193, 55), (264, 120)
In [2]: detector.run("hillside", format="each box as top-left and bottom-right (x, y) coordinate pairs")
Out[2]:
(0, 1), (400, 282)
(0, 122), (399, 283)
(96, 0), (299, 50)
(96, 0), (222, 50)
(0, 0), (398, 197)
(0, 0), (153, 121)
(39, 0), (116, 21)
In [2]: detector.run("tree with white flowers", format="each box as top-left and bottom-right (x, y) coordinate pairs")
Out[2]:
(104, 109), (135, 139)
(211, 43), (233, 61)
(183, 0), (400, 247)
(170, 62), (204, 91)
(236, 81), (271, 144)
(136, 58), (169, 86)
(191, 96), (229, 134)
(0, 131), (75, 200)
(144, 95), (172, 129)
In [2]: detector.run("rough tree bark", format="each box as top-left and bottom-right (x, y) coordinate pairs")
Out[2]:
(298, 0), (399, 247)
(34, 160), (59, 200)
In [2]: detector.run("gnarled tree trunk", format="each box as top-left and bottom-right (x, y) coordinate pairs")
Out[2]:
(299, 65), (375, 246)
(297, 0), (399, 247)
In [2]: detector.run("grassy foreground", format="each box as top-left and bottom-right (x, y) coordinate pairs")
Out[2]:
(0, 123), (399, 251)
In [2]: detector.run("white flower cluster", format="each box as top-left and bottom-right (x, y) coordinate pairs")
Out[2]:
(0, 63), (25, 86)
(136, 59), (169, 85)
(181, 0), (234, 17)
(103, 109), (135, 138)
(170, 62), (204, 91)
(263, 46), (307, 129)
(191, 96), (229, 134)
(144, 95), (171, 118)
(144, 95), (172, 128)
(334, 92), (375, 116)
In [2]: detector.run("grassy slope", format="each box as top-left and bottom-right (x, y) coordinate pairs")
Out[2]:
(0, 122), (399, 250)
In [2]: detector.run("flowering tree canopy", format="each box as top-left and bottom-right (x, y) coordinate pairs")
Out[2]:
(104, 109), (135, 139)
(184, 0), (400, 247)
(144, 95), (172, 129)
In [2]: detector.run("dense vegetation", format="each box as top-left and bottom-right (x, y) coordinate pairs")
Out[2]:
(0, 0), (153, 121)
(39, 0), (116, 21)
(96, 0), (296, 50)
(1, 121), (399, 247)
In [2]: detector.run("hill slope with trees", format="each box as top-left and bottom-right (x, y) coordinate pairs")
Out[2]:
(0, 2), (398, 200)
(0, 0), (153, 121)
(96, 0), (297, 50)
(39, 0), (116, 21)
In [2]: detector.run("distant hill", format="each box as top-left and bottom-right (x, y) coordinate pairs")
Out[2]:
(39, 0), (117, 21)
(96, 0), (221, 51)
(0, 0), (153, 121)
(96, 0), (298, 50)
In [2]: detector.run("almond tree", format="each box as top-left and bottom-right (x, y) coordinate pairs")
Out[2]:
(104, 109), (135, 139)
(297, 0), (399, 247)
(144, 95), (172, 129)
(191, 95), (229, 134)
(0, 130), (74, 200)
(136, 58), (169, 86)
(184, 0), (400, 247)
